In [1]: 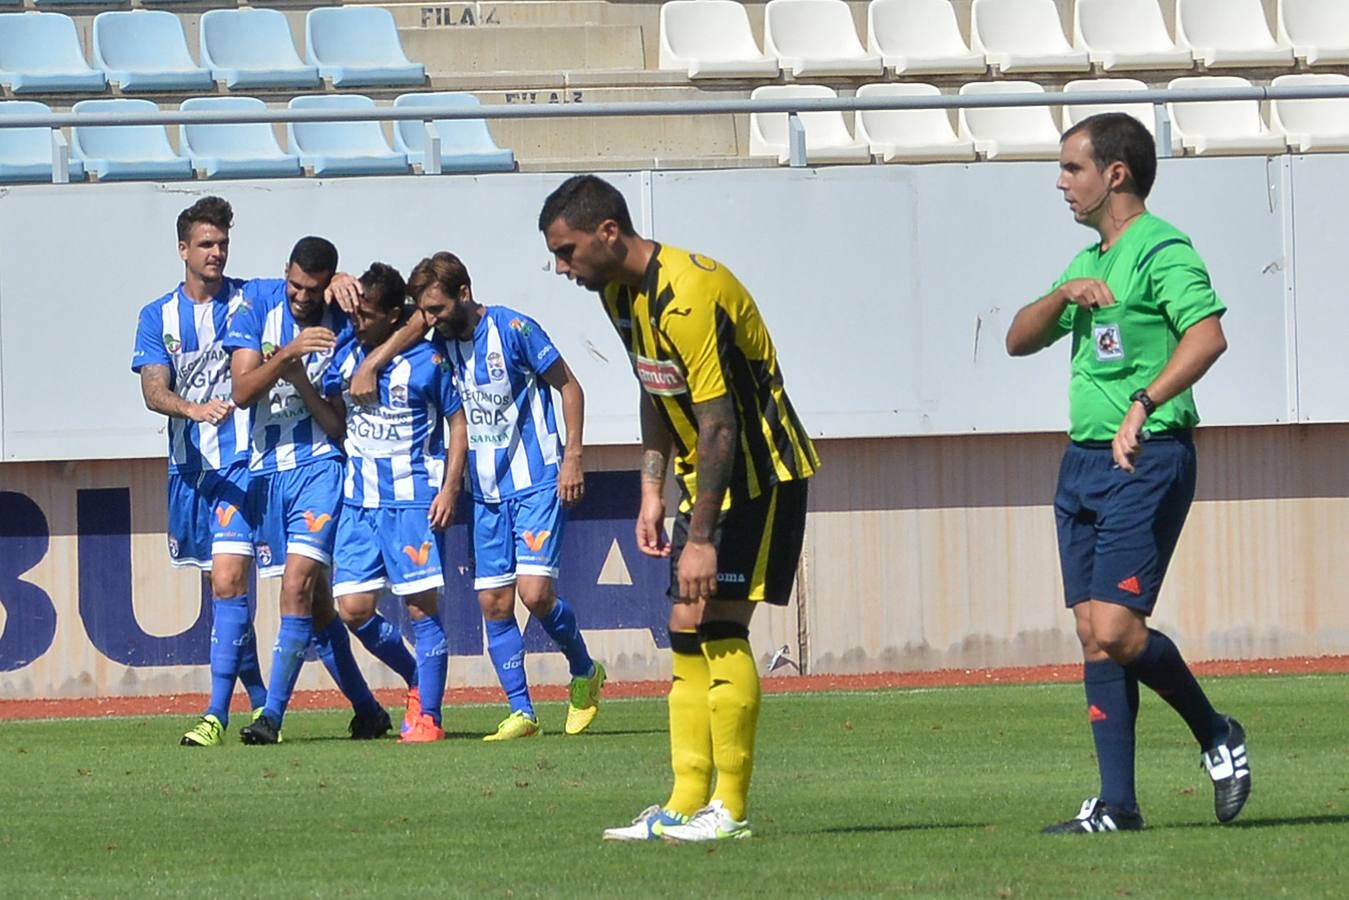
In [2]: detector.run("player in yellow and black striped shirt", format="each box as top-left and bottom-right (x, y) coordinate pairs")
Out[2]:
(540, 175), (819, 843)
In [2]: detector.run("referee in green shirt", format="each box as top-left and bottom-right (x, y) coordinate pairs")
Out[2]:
(1006, 113), (1251, 834)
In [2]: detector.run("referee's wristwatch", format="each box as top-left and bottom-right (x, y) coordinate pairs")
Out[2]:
(1130, 388), (1157, 416)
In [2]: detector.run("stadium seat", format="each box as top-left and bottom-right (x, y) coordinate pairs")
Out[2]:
(1269, 73), (1349, 153)
(32, 0), (127, 6)
(748, 84), (871, 165)
(1063, 78), (1182, 154)
(287, 95), (409, 177)
(92, 10), (215, 92)
(305, 7), (425, 88)
(0, 100), (86, 183)
(1278, 0), (1349, 66)
(958, 80), (1062, 160)
(179, 97), (302, 180)
(199, 8), (321, 90)
(969, 0), (1090, 73)
(853, 82), (975, 162)
(866, 0), (986, 75)
(392, 92), (515, 174)
(1167, 76), (1287, 156)
(1073, 0), (1194, 71)
(1176, 0), (1295, 68)
(658, 1), (780, 79)
(763, 0), (883, 77)
(0, 12), (108, 94)
(70, 98), (193, 181)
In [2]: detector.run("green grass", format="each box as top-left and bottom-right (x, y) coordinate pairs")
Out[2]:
(1, 675), (1345, 898)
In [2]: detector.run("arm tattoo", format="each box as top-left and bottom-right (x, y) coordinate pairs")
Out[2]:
(687, 395), (737, 542)
(641, 449), (667, 484)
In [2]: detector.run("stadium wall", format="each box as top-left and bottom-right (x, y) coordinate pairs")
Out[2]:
(0, 158), (1345, 699)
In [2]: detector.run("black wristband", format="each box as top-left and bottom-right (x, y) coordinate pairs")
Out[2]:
(1130, 389), (1156, 416)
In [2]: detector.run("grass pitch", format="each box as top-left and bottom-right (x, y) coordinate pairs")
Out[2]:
(1, 675), (1345, 898)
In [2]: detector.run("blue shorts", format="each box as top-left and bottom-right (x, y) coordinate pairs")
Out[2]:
(332, 505), (446, 598)
(471, 485), (565, 589)
(165, 462), (253, 570)
(1054, 432), (1196, 613)
(246, 459), (343, 578)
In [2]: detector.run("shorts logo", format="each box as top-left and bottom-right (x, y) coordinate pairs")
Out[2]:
(634, 355), (688, 396)
(215, 504), (239, 528)
(167, 536), (180, 558)
(1088, 704), (1108, 722)
(717, 572), (747, 584)
(1117, 575), (1142, 595)
(257, 543), (273, 567)
(522, 530), (551, 552)
(303, 511), (333, 533)
(403, 541), (433, 566)
(1094, 324), (1124, 361)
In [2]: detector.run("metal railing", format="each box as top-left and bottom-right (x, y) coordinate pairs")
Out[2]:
(3, 82), (1348, 179)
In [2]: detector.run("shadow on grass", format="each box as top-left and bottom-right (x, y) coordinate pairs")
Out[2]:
(820, 823), (984, 835)
(1161, 813), (1349, 830)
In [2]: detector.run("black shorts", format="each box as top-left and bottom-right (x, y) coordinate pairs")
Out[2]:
(667, 479), (809, 606)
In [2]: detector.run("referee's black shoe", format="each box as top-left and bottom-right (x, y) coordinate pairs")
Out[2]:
(239, 713), (282, 745)
(1042, 797), (1144, 834)
(1203, 716), (1251, 823)
(348, 705), (392, 740)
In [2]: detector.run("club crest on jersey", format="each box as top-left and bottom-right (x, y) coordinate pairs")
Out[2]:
(389, 384), (409, 409)
(634, 355), (688, 396)
(163, 333), (181, 353)
(508, 318), (533, 336)
(261, 341), (277, 361)
(486, 350), (506, 381)
(689, 253), (718, 272)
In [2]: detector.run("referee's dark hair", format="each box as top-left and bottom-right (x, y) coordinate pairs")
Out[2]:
(538, 174), (636, 236)
(1062, 112), (1158, 200)
(288, 236), (339, 276)
(359, 262), (407, 313)
(176, 196), (233, 243)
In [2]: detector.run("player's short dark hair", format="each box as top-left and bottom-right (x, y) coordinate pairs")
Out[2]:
(288, 236), (339, 276)
(359, 262), (407, 313)
(407, 251), (471, 303)
(1062, 113), (1157, 199)
(176, 196), (233, 243)
(537, 174), (635, 235)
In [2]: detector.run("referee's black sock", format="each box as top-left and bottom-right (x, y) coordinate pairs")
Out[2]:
(1128, 628), (1226, 751)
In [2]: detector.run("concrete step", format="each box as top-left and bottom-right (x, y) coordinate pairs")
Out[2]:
(400, 23), (645, 75)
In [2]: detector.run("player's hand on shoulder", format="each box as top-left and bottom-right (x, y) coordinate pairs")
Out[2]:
(325, 272), (363, 315)
(1060, 278), (1116, 311)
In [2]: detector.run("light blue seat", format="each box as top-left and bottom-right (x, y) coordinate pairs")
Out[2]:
(92, 10), (215, 92)
(393, 93), (515, 173)
(0, 101), (86, 182)
(200, 8), (321, 90)
(180, 97), (302, 180)
(71, 98), (193, 181)
(305, 7), (425, 87)
(287, 94), (409, 177)
(0, 12), (108, 94)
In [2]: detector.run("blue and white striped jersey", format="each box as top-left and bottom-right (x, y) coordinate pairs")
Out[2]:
(328, 338), (462, 509)
(222, 278), (347, 474)
(131, 277), (251, 475)
(438, 307), (564, 503)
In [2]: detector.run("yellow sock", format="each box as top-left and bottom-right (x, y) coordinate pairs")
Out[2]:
(703, 634), (761, 822)
(664, 632), (713, 817)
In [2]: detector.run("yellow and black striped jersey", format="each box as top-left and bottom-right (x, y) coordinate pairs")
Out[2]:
(600, 243), (819, 511)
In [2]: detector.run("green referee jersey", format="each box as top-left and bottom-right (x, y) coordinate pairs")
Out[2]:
(1047, 212), (1226, 442)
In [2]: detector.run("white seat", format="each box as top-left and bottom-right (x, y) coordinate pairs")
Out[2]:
(1063, 78), (1182, 154)
(1167, 75), (1287, 156)
(763, 0), (883, 77)
(1278, 0), (1349, 66)
(866, 0), (986, 76)
(1177, 0), (1294, 69)
(748, 84), (871, 164)
(659, 1), (779, 78)
(1074, 0), (1194, 71)
(1270, 73), (1349, 153)
(854, 82), (975, 162)
(969, 0), (1090, 73)
(958, 80), (1062, 159)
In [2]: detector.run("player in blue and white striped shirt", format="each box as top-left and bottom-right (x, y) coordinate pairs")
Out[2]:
(410, 251), (605, 741)
(326, 263), (468, 743)
(132, 197), (267, 747)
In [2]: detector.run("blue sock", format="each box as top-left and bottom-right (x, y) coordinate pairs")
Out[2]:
(238, 624), (268, 710)
(263, 615), (312, 726)
(411, 616), (449, 726)
(312, 618), (379, 716)
(538, 598), (594, 679)
(1084, 659), (1139, 813)
(207, 596), (250, 725)
(353, 614), (418, 688)
(485, 617), (533, 717)
(1128, 628), (1226, 751)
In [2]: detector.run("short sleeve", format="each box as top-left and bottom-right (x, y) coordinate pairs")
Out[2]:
(1147, 240), (1226, 333)
(660, 297), (728, 405)
(131, 303), (170, 373)
(223, 281), (265, 353)
(505, 314), (561, 376)
(439, 367), (462, 418)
